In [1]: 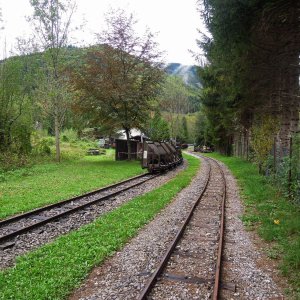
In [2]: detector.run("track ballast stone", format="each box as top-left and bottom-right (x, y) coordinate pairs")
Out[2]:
(0, 163), (185, 270)
(69, 154), (285, 300)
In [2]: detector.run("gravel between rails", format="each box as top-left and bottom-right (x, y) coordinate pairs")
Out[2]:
(69, 154), (285, 300)
(0, 163), (186, 270)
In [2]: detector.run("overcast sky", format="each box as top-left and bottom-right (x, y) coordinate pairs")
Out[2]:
(0, 0), (205, 65)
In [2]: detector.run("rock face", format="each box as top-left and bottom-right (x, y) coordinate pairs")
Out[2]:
(165, 63), (202, 88)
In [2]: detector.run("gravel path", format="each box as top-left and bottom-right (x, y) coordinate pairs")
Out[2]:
(69, 154), (286, 300)
(218, 158), (286, 299)
(0, 163), (186, 270)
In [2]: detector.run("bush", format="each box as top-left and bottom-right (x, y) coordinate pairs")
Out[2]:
(0, 152), (29, 171)
(0, 169), (5, 182)
(32, 137), (53, 156)
(62, 135), (69, 142)
(250, 115), (280, 173)
(266, 133), (300, 204)
(61, 128), (78, 142)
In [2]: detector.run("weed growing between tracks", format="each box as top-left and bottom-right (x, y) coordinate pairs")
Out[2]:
(0, 154), (200, 300)
(204, 153), (300, 297)
(0, 150), (146, 220)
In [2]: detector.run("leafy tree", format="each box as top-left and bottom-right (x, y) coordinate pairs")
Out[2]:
(198, 0), (300, 156)
(158, 76), (191, 140)
(72, 9), (164, 159)
(0, 57), (34, 155)
(144, 112), (170, 141)
(250, 116), (280, 174)
(29, 0), (76, 162)
(181, 116), (188, 143)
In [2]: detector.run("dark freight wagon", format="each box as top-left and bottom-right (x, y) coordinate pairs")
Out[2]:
(115, 139), (143, 160)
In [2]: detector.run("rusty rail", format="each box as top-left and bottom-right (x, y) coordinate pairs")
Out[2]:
(137, 154), (227, 300)
(137, 158), (212, 300)
(0, 173), (157, 244)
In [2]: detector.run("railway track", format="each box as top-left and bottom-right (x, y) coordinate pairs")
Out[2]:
(0, 173), (157, 247)
(137, 155), (227, 299)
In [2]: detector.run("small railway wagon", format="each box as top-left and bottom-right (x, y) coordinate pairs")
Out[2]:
(141, 141), (183, 172)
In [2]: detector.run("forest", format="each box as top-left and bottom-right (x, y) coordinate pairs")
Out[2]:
(196, 0), (300, 201)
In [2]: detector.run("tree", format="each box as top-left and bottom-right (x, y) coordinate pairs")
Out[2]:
(0, 57), (33, 154)
(72, 9), (164, 159)
(29, 0), (76, 162)
(198, 0), (300, 157)
(181, 116), (188, 143)
(158, 76), (190, 140)
(250, 116), (280, 174)
(144, 112), (170, 141)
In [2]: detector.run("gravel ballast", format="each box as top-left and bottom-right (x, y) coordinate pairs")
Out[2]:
(0, 163), (186, 270)
(69, 153), (285, 300)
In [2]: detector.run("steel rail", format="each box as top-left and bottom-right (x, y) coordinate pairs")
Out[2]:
(0, 173), (151, 227)
(205, 156), (227, 300)
(0, 173), (158, 244)
(137, 158), (212, 300)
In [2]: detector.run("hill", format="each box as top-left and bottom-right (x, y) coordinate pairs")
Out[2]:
(165, 63), (202, 88)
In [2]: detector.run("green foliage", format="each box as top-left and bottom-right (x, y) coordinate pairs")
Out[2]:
(0, 154), (199, 299)
(29, 0), (77, 163)
(144, 112), (170, 141)
(61, 128), (78, 142)
(71, 10), (163, 160)
(181, 116), (188, 142)
(194, 110), (213, 146)
(159, 75), (200, 141)
(197, 0), (298, 154)
(268, 133), (300, 204)
(0, 56), (34, 155)
(250, 115), (280, 173)
(197, 65), (235, 154)
(34, 138), (52, 155)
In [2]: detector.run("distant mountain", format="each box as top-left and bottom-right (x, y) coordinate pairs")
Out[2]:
(165, 63), (202, 88)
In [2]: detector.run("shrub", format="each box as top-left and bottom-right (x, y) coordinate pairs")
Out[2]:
(250, 115), (280, 174)
(61, 128), (78, 142)
(33, 138), (52, 156)
(0, 169), (5, 182)
(0, 152), (29, 171)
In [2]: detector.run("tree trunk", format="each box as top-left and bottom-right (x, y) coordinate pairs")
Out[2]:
(125, 128), (132, 160)
(0, 130), (5, 152)
(54, 113), (61, 162)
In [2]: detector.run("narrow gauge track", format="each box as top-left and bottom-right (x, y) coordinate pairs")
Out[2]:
(138, 155), (227, 300)
(0, 173), (158, 246)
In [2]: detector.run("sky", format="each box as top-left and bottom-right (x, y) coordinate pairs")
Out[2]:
(0, 0), (206, 65)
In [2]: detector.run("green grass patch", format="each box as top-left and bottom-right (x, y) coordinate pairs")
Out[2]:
(0, 149), (146, 220)
(205, 152), (300, 296)
(0, 154), (200, 300)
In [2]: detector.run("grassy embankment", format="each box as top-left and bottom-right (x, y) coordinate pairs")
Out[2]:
(0, 149), (146, 220)
(0, 154), (200, 300)
(205, 152), (300, 297)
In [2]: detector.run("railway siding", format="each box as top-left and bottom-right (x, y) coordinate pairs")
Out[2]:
(0, 155), (199, 300)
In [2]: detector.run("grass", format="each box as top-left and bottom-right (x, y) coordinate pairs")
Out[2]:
(204, 152), (300, 297)
(0, 149), (146, 220)
(0, 154), (200, 300)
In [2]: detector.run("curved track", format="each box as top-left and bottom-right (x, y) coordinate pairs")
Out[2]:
(137, 154), (227, 299)
(0, 173), (157, 245)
